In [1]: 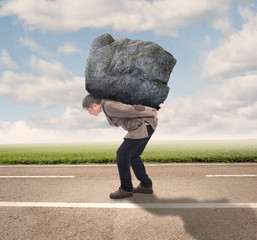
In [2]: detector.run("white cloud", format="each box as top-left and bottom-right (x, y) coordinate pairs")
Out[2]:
(203, 36), (212, 46)
(0, 0), (247, 36)
(158, 74), (257, 139)
(1, 75), (257, 144)
(0, 49), (18, 69)
(4, 74), (257, 142)
(1, 1), (256, 143)
(0, 120), (124, 144)
(1, 71), (257, 144)
(202, 5), (257, 79)
(57, 42), (84, 56)
(0, 56), (85, 107)
(191, 5), (257, 139)
(29, 55), (70, 79)
(212, 17), (235, 36)
(19, 37), (52, 58)
(28, 106), (109, 130)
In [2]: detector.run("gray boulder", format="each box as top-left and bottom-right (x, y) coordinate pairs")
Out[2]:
(85, 33), (176, 109)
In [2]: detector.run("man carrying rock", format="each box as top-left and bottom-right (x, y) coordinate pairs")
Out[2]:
(82, 94), (160, 199)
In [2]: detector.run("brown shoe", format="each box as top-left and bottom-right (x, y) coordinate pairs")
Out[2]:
(110, 187), (133, 199)
(133, 184), (153, 194)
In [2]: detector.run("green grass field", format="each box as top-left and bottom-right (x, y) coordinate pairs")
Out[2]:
(0, 140), (256, 164)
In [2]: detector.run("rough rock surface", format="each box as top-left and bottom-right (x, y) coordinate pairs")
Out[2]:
(85, 33), (176, 109)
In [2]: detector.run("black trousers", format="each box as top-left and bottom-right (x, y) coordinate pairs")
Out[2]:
(116, 125), (154, 192)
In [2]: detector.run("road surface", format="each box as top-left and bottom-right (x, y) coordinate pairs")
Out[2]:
(0, 163), (257, 240)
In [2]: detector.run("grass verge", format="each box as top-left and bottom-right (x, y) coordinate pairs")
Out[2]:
(0, 140), (256, 164)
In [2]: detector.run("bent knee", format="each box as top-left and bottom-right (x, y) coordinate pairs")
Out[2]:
(116, 149), (124, 161)
(116, 149), (131, 162)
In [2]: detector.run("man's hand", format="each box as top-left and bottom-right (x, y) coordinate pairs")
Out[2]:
(134, 103), (164, 112)
(159, 103), (164, 110)
(133, 105), (146, 111)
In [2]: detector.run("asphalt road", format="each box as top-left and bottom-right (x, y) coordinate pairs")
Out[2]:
(0, 163), (257, 240)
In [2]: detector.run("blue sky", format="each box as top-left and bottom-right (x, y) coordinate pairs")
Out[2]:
(0, 0), (257, 144)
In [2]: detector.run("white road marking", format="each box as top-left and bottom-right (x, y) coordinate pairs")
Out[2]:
(0, 202), (257, 209)
(206, 175), (257, 177)
(0, 176), (75, 178)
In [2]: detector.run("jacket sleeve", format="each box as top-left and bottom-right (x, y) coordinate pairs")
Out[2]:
(104, 101), (157, 118)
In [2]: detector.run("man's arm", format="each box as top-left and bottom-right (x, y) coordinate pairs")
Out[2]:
(104, 100), (157, 119)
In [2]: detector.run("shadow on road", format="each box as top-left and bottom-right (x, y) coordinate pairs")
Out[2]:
(128, 194), (257, 240)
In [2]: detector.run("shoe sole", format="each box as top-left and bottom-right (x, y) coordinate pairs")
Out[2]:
(133, 190), (153, 194)
(110, 193), (133, 199)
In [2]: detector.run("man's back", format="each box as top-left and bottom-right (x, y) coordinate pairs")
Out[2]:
(101, 99), (158, 139)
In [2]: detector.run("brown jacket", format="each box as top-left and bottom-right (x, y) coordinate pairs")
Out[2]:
(101, 99), (158, 139)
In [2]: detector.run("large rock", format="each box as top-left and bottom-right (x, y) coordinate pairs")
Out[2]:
(85, 33), (176, 109)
